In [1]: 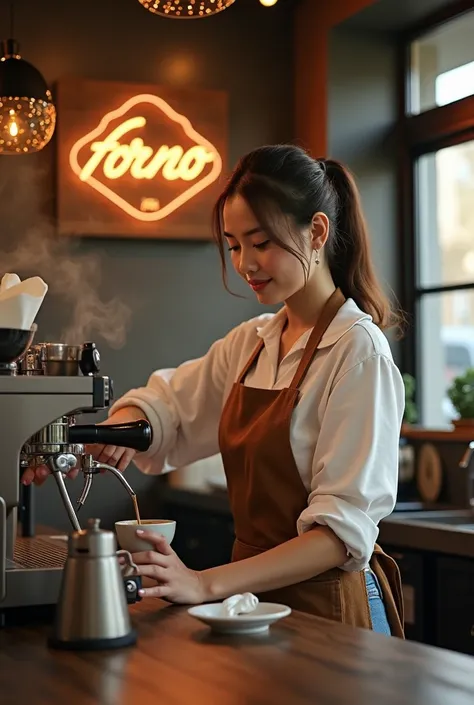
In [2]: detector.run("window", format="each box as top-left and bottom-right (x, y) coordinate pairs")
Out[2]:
(401, 5), (474, 428)
(417, 140), (474, 290)
(409, 10), (474, 114)
(419, 291), (474, 426)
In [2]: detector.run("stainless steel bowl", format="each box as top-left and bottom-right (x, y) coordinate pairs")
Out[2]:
(20, 342), (83, 376)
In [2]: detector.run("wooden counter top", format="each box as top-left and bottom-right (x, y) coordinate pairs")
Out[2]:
(0, 599), (473, 704)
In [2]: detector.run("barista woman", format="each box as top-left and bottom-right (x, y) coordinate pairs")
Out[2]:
(24, 145), (405, 636)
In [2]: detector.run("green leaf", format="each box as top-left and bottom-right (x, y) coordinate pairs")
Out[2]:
(447, 368), (474, 419)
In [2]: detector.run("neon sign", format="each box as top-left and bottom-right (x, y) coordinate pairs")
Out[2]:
(69, 94), (223, 222)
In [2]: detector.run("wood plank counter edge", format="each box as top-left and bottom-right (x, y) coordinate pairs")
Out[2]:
(401, 423), (474, 443)
(1, 598), (474, 705)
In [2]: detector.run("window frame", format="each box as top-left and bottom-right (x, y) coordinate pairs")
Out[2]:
(398, 0), (474, 425)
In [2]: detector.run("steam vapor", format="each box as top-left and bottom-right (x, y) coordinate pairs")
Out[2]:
(0, 158), (131, 348)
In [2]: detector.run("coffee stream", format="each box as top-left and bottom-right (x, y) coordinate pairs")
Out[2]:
(132, 494), (142, 525)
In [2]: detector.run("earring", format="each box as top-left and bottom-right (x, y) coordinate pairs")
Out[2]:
(314, 250), (320, 265)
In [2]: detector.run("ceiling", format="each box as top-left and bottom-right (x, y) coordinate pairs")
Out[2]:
(341, 0), (464, 32)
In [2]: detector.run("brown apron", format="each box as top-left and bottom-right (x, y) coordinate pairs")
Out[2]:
(218, 288), (404, 637)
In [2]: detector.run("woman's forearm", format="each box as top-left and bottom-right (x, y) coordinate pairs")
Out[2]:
(107, 405), (149, 423)
(200, 526), (348, 601)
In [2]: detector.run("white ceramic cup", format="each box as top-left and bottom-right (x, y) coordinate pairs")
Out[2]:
(115, 519), (176, 553)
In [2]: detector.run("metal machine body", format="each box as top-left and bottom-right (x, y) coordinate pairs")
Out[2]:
(0, 335), (151, 618)
(1, 373), (111, 610)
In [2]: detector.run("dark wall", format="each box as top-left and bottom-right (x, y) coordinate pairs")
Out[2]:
(327, 26), (401, 358)
(0, 0), (294, 530)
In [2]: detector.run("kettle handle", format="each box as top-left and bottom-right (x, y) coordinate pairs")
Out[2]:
(116, 550), (143, 605)
(116, 549), (138, 576)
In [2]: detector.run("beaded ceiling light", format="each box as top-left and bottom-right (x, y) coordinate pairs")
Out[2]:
(137, 0), (236, 19)
(0, 3), (56, 155)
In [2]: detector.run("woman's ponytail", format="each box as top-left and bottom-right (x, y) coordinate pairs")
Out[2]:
(324, 159), (403, 333)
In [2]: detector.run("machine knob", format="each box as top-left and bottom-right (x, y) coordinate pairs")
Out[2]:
(79, 343), (100, 376)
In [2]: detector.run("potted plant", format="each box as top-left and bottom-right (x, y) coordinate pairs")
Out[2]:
(447, 367), (474, 427)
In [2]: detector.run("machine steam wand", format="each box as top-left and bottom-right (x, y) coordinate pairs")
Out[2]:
(77, 455), (138, 514)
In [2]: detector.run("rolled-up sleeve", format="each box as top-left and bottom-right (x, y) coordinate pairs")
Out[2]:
(297, 353), (405, 571)
(109, 329), (237, 475)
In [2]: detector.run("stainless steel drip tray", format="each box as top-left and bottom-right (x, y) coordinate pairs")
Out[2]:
(3, 569), (63, 608)
(2, 536), (66, 609)
(13, 535), (68, 570)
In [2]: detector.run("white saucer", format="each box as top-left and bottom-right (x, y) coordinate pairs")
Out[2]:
(187, 602), (291, 634)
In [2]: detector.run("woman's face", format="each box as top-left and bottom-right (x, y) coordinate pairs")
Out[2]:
(222, 194), (312, 305)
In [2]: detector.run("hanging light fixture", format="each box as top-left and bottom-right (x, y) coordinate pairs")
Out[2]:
(0, 2), (56, 155)
(137, 0), (236, 19)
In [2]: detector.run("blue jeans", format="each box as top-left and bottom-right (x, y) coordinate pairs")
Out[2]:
(365, 569), (391, 636)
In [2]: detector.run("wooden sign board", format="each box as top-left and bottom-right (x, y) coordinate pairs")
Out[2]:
(56, 78), (228, 240)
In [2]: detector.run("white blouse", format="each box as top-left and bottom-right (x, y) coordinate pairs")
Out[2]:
(110, 298), (405, 572)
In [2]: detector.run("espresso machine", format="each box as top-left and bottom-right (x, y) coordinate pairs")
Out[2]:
(0, 325), (152, 623)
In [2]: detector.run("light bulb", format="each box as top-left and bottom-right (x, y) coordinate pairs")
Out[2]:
(259, 0), (278, 6)
(0, 96), (56, 154)
(0, 39), (57, 154)
(7, 110), (19, 137)
(138, 0), (236, 18)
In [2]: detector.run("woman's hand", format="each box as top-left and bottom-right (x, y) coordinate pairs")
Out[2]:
(89, 405), (145, 472)
(21, 406), (146, 486)
(129, 530), (206, 605)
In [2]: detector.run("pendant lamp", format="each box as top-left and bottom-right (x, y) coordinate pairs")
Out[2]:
(0, 3), (56, 155)
(137, 0), (236, 19)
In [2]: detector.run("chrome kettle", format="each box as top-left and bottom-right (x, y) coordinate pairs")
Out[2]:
(49, 518), (138, 650)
